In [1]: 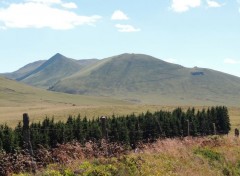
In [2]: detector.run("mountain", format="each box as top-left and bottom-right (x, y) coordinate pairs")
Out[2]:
(2, 53), (98, 89)
(3, 53), (240, 105)
(18, 53), (84, 88)
(49, 53), (240, 105)
(3, 60), (46, 80)
(2, 54), (99, 89)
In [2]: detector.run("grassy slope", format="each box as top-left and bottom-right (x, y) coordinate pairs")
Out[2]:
(2, 60), (46, 80)
(2, 55), (99, 87)
(76, 59), (99, 67)
(0, 76), (130, 126)
(51, 53), (240, 106)
(17, 54), (99, 89)
(19, 53), (84, 89)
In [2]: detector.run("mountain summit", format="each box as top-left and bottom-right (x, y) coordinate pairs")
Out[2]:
(49, 53), (240, 105)
(17, 53), (83, 88)
(3, 53), (240, 105)
(3, 53), (98, 89)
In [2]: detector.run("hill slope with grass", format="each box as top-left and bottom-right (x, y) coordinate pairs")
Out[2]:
(16, 53), (84, 89)
(2, 53), (98, 89)
(0, 76), (129, 125)
(3, 60), (46, 80)
(0, 76), (128, 106)
(50, 53), (240, 105)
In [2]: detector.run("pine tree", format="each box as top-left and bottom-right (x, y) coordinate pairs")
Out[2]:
(108, 115), (120, 142)
(74, 115), (84, 143)
(14, 122), (23, 150)
(88, 119), (101, 141)
(65, 116), (74, 142)
(2, 125), (15, 153)
(118, 117), (130, 144)
(0, 125), (4, 150)
(82, 116), (89, 142)
(216, 106), (230, 134)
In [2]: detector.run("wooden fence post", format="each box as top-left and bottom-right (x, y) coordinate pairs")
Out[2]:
(235, 128), (239, 138)
(213, 123), (216, 135)
(100, 116), (108, 140)
(186, 120), (190, 136)
(23, 113), (33, 156)
(100, 116), (111, 157)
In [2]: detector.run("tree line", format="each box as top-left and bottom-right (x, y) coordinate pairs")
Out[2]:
(0, 106), (230, 153)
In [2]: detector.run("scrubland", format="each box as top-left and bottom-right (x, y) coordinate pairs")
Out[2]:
(11, 135), (240, 176)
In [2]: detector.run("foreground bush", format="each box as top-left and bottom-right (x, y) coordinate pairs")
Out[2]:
(3, 136), (240, 176)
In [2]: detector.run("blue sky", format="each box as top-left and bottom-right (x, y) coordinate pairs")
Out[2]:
(0, 0), (240, 77)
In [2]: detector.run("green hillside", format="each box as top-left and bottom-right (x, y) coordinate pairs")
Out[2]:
(76, 58), (99, 67)
(3, 53), (240, 106)
(0, 75), (132, 126)
(3, 60), (46, 80)
(16, 53), (83, 89)
(50, 53), (240, 106)
(3, 54), (99, 84)
(2, 54), (100, 90)
(0, 76), (128, 107)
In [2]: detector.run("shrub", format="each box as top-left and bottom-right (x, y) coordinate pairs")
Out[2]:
(194, 148), (223, 162)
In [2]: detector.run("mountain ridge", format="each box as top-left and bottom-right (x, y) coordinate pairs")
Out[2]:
(19, 53), (83, 88)
(2, 53), (240, 105)
(49, 53), (240, 105)
(2, 53), (99, 88)
(3, 60), (46, 80)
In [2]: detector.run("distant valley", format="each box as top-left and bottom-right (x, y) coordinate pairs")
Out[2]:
(2, 53), (240, 106)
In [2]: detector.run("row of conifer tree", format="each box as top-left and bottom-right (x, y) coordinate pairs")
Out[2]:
(0, 106), (230, 153)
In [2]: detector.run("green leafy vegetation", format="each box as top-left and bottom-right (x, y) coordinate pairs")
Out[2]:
(194, 147), (223, 161)
(194, 146), (240, 176)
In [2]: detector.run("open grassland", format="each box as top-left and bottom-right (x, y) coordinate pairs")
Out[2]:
(0, 76), (130, 126)
(1, 76), (239, 129)
(12, 136), (240, 176)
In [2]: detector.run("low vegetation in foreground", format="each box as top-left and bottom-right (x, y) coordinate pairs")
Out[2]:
(3, 136), (240, 176)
